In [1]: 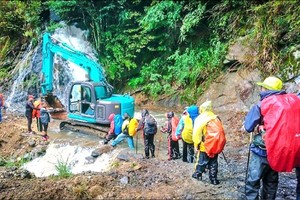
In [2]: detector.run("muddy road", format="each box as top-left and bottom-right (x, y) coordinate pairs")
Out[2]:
(0, 111), (297, 199)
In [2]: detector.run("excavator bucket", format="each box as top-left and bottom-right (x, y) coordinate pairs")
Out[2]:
(43, 94), (67, 120)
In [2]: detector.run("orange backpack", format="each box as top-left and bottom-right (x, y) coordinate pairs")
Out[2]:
(171, 117), (180, 141)
(32, 100), (41, 118)
(203, 117), (226, 158)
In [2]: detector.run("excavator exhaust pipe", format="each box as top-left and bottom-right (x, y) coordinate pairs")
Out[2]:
(43, 94), (67, 120)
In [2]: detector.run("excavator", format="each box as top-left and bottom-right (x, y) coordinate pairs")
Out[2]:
(41, 33), (135, 135)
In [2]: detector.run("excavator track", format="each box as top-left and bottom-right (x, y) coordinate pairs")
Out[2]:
(59, 120), (109, 138)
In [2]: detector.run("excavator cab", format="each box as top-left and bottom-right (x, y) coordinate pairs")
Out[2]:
(67, 81), (124, 125)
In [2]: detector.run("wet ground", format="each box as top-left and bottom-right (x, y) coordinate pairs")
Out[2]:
(0, 110), (298, 199)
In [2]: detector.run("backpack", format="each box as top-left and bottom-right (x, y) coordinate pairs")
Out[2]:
(122, 119), (130, 135)
(181, 116), (193, 144)
(32, 100), (41, 118)
(203, 117), (226, 158)
(144, 115), (157, 135)
(261, 93), (300, 172)
(114, 114), (123, 135)
(128, 118), (139, 136)
(171, 117), (180, 141)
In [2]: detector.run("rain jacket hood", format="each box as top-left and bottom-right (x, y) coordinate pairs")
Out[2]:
(193, 101), (217, 151)
(108, 113), (115, 121)
(187, 105), (199, 124)
(141, 109), (149, 118)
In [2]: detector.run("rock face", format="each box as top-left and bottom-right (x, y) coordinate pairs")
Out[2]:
(153, 68), (262, 121)
(197, 68), (262, 117)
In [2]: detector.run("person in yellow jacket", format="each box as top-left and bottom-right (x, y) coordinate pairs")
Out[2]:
(181, 105), (199, 163)
(192, 101), (220, 185)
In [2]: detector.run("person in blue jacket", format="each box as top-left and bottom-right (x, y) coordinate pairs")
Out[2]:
(175, 107), (188, 162)
(111, 113), (134, 150)
(244, 76), (285, 200)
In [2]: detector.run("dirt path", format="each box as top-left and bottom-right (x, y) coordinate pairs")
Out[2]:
(0, 113), (297, 199)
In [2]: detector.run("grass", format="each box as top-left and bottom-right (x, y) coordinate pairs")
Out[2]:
(0, 156), (31, 168)
(55, 160), (72, 178)
(111, 161), (120, 168)
(72, 183), (90, 199)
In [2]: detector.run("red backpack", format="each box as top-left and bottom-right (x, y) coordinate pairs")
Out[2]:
(203, 117), (226, 158)
(171, 117), (180, 141)
(261, 93), (300, 172)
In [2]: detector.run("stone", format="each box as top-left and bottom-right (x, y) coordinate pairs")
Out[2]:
(120, 176), (129, 185)
(117, 154), (130, 162)
(28, 139), (36, 147)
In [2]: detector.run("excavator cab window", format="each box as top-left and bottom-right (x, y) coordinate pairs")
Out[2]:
(82, 87), (91, 102)
(81, 86), (94, 115)
(69, 84), (94, 116)
(95, 85), (110, 100)
(69, 84), (81, 113)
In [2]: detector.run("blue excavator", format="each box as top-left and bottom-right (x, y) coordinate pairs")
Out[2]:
(41, 33), (135, 134)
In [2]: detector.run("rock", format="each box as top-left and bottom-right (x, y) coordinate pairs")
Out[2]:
(132, 153), (144, 160)
(30, 146), (47, 159)
(143, 181), (150, 187)
(88, 185), (102, 198)
(85, 156), (95, 164)
(91, 150), (100, 158)
(120, 176), (129, 185)
(91, 145), (113, 157)
(117, 154), (130, 162)
(20, 170), (31, 179)
(28, 139), (36, 147)
(185, 193), (194, 200)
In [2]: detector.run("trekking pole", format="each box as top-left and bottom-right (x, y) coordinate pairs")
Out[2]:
(245, 132), (253, 182)
(135, 130), (138, 154)
(221, 151), (229, 165)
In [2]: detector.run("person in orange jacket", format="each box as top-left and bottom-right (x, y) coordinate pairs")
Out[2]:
(32, 100), (42, 132)
(160, 112), (181, 160)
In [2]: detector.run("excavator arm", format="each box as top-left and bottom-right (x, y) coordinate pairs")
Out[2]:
(41, 33), (109, 95)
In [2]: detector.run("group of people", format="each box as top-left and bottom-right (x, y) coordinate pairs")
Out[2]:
(1, 75), (299, 198)
(25, 95), (51, 141)
(101, 75), (300, 197)
(103, 101), (225, 186)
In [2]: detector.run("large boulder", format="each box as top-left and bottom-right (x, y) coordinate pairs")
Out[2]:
(197, 68), (262, 121)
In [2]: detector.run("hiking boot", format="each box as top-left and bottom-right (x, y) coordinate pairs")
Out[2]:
(192, 172), (202, 181)
(210, 179), (220, 185)
(42, 135), (49, 141)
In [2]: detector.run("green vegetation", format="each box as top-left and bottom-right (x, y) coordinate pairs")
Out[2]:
(0, 156), (31, 168)
(0, 0), (299, 102)
(55, 159), (72, 178)
(111, 161), (120, 168)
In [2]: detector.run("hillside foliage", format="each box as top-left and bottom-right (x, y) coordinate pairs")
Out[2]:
(0, 0), (299, 103)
